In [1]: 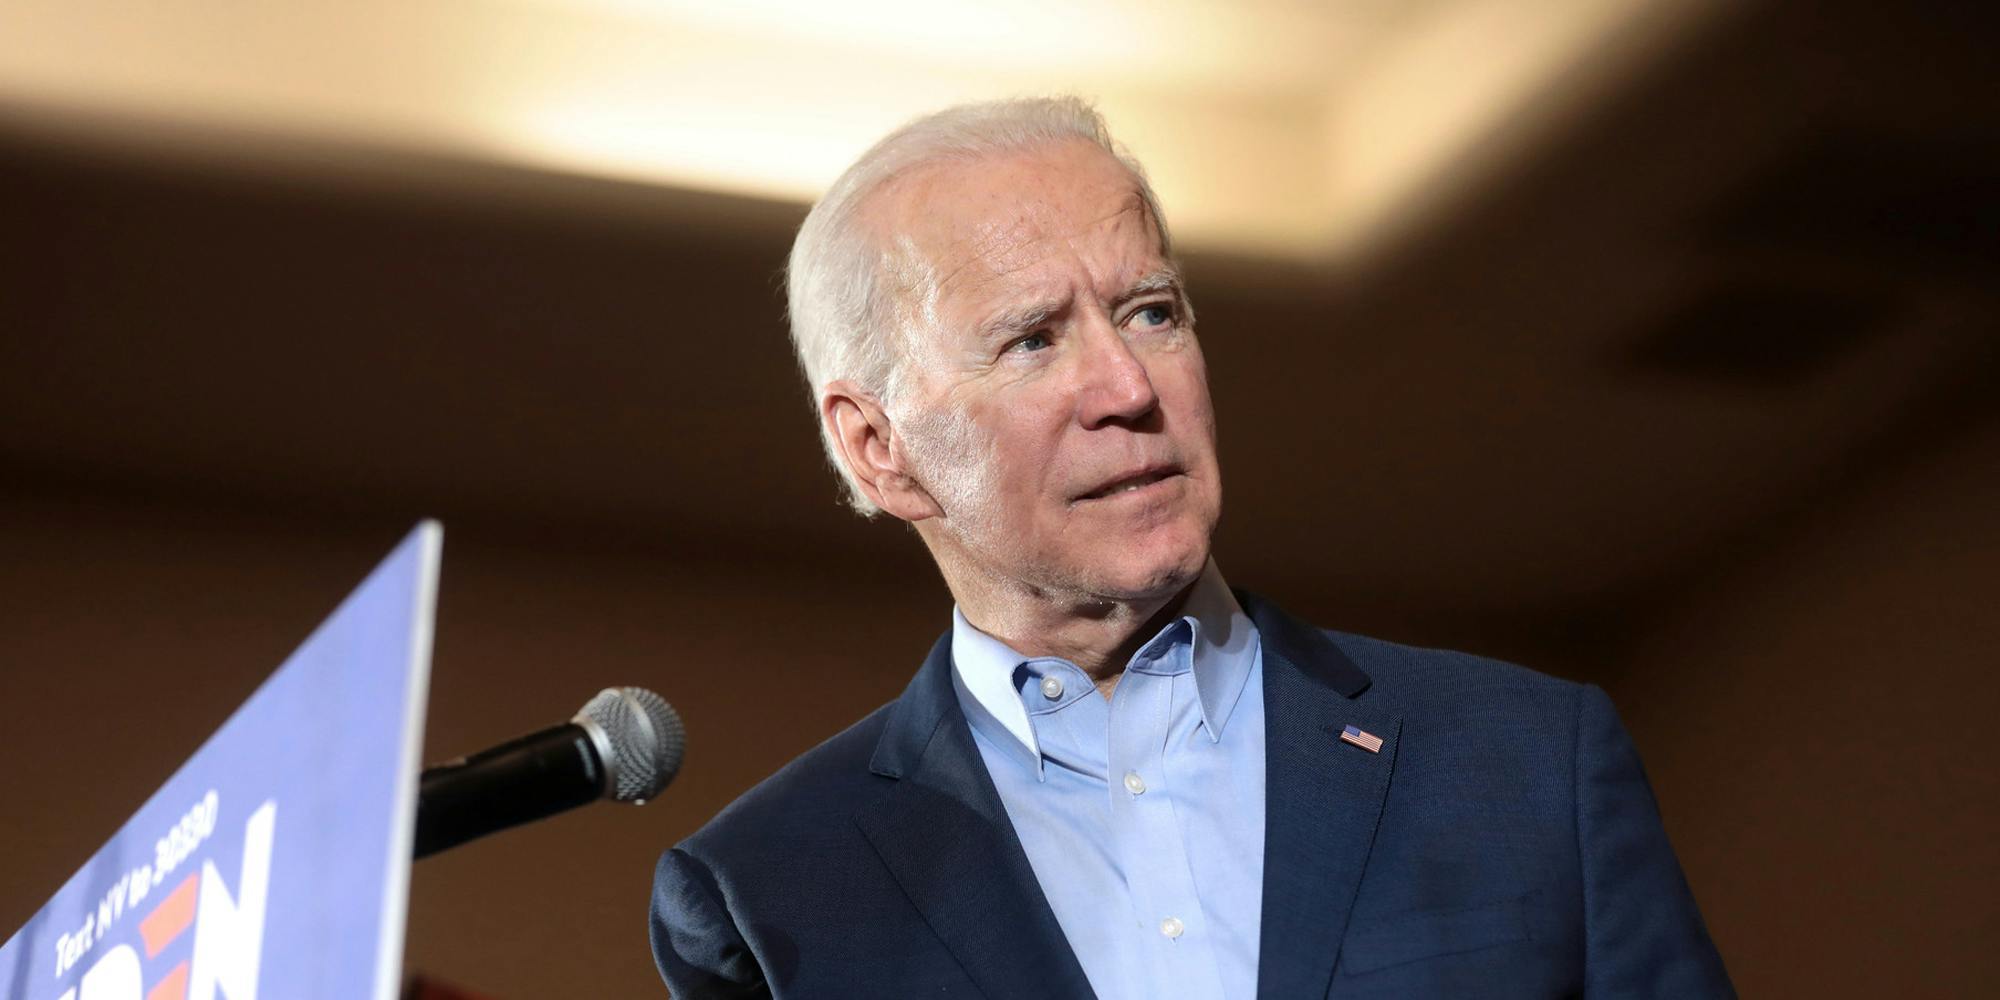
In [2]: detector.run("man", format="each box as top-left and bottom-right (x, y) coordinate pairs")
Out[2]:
(650, 97), (1732, 999)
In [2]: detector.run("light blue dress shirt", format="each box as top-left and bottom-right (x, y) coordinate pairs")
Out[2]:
(949, 562), (1266, 1000)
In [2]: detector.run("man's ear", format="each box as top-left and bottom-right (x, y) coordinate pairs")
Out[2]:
(822, 380), (942, 522)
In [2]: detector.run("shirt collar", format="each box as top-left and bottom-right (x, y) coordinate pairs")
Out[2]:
(950, 560), (1259, 762)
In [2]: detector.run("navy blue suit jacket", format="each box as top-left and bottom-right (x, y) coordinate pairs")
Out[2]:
(650, 594), (1732, 998)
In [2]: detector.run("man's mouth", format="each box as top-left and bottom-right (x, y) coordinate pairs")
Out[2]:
(1076, 467), (1180, 501)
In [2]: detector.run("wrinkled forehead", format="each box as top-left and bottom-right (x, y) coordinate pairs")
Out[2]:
(862, 140), (1165, 319)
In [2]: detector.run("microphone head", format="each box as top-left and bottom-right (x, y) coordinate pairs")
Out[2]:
(575, 687), (686, 804)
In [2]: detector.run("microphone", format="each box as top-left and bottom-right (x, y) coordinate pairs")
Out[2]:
(414, 687), (686, 859)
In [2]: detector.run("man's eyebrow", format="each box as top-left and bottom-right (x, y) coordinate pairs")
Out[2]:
(976, 267), (1184, 341)
(979, 300), (1065, 341)
(1110, 267), (1184, 311)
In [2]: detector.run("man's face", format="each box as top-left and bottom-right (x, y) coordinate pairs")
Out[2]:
(872, 139), (1222, 604)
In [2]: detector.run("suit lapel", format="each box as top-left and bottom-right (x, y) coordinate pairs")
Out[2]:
(855, 634), (1096, 1000)
(1243, 594), (1402, 1000)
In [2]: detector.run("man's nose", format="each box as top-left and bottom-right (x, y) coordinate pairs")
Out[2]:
(1074, 321), (1159, 429)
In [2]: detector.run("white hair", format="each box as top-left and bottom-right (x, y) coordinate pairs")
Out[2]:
(784, 96), (1174, 515)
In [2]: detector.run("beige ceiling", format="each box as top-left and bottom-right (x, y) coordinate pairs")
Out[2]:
(0, 0), (1717, 259)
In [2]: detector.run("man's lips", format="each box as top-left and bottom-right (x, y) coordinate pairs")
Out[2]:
(1075, 466), (1183, 502)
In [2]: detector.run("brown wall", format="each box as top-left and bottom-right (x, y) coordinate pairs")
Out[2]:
(1606, 416), (2000, 997)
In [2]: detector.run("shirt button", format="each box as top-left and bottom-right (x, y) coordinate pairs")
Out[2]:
(1160, 917), (1185, 939)
(1039, 675), (1064, 700)
(1123, 771), (1147, 795)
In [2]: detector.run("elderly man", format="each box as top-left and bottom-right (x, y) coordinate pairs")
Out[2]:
(650, 98), (1731, 999)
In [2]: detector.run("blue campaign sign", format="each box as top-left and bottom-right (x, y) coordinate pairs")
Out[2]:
(1, 523), (442, 1000)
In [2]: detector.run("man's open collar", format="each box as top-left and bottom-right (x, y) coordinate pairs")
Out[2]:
(870, 583), (1375, 781)
(947, 560), (1258, 763)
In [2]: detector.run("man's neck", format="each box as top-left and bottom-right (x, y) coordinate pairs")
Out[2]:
(947, 571), (1202, 697)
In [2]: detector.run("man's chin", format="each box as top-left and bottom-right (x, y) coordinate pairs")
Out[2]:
(1082, 547), (1209, 605)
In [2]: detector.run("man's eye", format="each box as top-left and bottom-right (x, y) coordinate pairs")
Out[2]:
(1133, 304), (1175, 328)
(1010, 332), (1052, 353)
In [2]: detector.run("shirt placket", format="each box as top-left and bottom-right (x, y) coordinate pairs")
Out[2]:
(1107, 643), (1229, 999)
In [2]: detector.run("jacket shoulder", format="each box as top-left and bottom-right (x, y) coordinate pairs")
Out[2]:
(1320, 628), (1589, 730)
(1326, 628), (1581, 690)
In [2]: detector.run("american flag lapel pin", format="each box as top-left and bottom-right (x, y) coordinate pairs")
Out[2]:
(1339, 724), (1384, 753)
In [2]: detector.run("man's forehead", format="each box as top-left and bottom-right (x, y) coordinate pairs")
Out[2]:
(942, 194), (1154, 286)
(864, 146), (1164, 315)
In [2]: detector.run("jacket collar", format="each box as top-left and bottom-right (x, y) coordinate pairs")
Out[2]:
(858, 633), (1098, 998)
(1241, 592), (1401, 999)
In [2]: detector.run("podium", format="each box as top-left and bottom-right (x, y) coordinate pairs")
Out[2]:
(1, 524), (442, 1000)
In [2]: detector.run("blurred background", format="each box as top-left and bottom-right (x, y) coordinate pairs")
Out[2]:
(1, 0), (1994, 995)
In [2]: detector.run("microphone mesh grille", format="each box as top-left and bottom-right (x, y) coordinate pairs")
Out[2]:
(578, 687), (686, 802)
